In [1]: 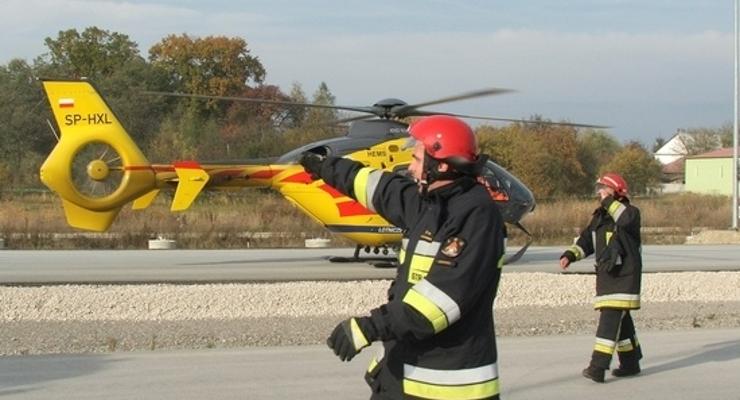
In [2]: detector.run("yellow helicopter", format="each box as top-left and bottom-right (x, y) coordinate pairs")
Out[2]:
(39, 79), (602, 263)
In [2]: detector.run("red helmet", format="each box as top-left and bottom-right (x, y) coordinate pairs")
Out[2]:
(408, 115), (477, 163)
(597, 172), (628, 197)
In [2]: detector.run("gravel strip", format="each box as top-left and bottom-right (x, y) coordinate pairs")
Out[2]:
(0, 272), (738, 355)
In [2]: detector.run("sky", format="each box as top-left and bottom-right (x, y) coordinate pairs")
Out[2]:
(0, 0), (735, 145)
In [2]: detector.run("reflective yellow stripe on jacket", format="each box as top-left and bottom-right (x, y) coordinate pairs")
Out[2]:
(567, 244), (585, 261)
(607, 200), (627, 223)
(407, 241), (441, 284)
(403, 363), (500, 399)
(353, 167), (383, 212)
(402, 279), (461, 333)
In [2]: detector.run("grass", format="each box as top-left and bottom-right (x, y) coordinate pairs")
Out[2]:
(0, 190), (732, 249)
(513, 193), (731, 245)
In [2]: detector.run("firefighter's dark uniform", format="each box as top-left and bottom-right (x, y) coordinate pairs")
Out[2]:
(561, 195), (643, 370)
(317, 156), (506, 400)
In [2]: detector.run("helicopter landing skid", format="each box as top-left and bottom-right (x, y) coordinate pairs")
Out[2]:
(328, 245), (398, 268)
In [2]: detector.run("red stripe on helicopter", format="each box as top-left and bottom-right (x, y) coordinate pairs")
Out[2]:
(336, 201), (374, 217)
(250, 169), (283, 179)
(173, 161), (202, 169)
(319, 184), (344, 198)
(280, 171), (314, 184)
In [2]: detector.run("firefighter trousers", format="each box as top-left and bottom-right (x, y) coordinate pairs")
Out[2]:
(590, 309), (643, 369)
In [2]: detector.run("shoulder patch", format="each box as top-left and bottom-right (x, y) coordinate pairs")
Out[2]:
(441, 236), (466, 258)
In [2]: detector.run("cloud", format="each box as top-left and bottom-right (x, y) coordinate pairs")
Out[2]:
(0, 0), (268, 60)
(0, 1), (731, 141)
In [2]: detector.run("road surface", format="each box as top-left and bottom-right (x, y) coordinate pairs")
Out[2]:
(0, 328), (737, 400)
(1, 245), (740, 284)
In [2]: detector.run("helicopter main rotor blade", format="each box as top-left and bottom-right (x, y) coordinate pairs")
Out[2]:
(394, 88), (515, 117)
(143, 91), (376, 114)
(334, 114), (378, 124)
(414, 111), (610, 129)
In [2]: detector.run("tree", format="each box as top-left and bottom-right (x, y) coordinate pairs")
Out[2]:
(215, 84), (292, 159)
(599, 143), (662, 195)
(652, 136), (667, 153)
(42, 27), (142, 79)
(284, 82), (308, 128)
(477, 121), (586, 199)
(284, 82), (341, 147)
(149, 34), (265, 99)
(148, 34), (267, 153)
(716, 123), (734, 148)
(0, 59), (51, 187)
(576, 129), (622, 190)
(683, 128), (722, 155)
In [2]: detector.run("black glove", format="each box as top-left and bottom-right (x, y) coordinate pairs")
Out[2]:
(299, 152), (326, 180)
(327, 317), (377, 362)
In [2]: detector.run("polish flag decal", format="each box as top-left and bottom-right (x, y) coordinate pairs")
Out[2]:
(58, 98), (75, 108)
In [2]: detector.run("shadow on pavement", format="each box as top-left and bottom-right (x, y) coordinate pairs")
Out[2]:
(642, 339), (740, 376)
(0, 353), (114, 397)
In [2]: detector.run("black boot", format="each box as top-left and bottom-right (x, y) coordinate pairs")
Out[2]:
(582, 365), (606, 383)
(612, 364), (640, 377)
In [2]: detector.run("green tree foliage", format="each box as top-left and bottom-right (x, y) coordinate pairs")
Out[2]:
(284, 82), (308, 128)
(39, 27), (174, 148)
(576, 129), (621, 188)
(281, 82), (341, 149)
(599, 142), (662, 195)
(0, 59), (51, 187)
(42, 27), (141, 79)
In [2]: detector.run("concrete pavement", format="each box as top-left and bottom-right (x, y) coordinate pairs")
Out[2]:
(2, 245), (740, 284)
(1, 328), (738, 399)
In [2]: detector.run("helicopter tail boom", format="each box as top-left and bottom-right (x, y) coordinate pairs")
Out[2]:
(40, 79), (157, 231)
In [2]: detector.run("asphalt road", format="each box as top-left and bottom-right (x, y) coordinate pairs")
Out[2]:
(1, 245), (740, 284)
(0, 328), (737, 400)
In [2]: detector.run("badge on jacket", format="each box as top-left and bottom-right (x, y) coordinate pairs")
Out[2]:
(441, 237), (466, 258)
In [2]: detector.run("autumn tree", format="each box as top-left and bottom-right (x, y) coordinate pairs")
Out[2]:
(149, 34), (265, 99)
(148, 34), (267, 156)
(477, 121), (586, 199)
(599, 142), (662, 195)
(212, 84), (292, 159)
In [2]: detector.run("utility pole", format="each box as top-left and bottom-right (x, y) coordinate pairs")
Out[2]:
(734, 0), (739, 229)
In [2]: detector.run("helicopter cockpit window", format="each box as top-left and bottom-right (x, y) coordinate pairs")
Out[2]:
(481, 161), (512, 202)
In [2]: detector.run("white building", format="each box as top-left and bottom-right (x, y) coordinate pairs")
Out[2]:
(654, 132), (688, 165)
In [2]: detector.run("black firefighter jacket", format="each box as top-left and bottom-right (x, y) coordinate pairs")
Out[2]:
(562, 195), (643, 310)
(318, 156), (506, 400)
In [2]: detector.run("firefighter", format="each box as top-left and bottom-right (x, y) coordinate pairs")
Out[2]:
(559, 172), (643, 383)
(300, 115), (506, 400)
